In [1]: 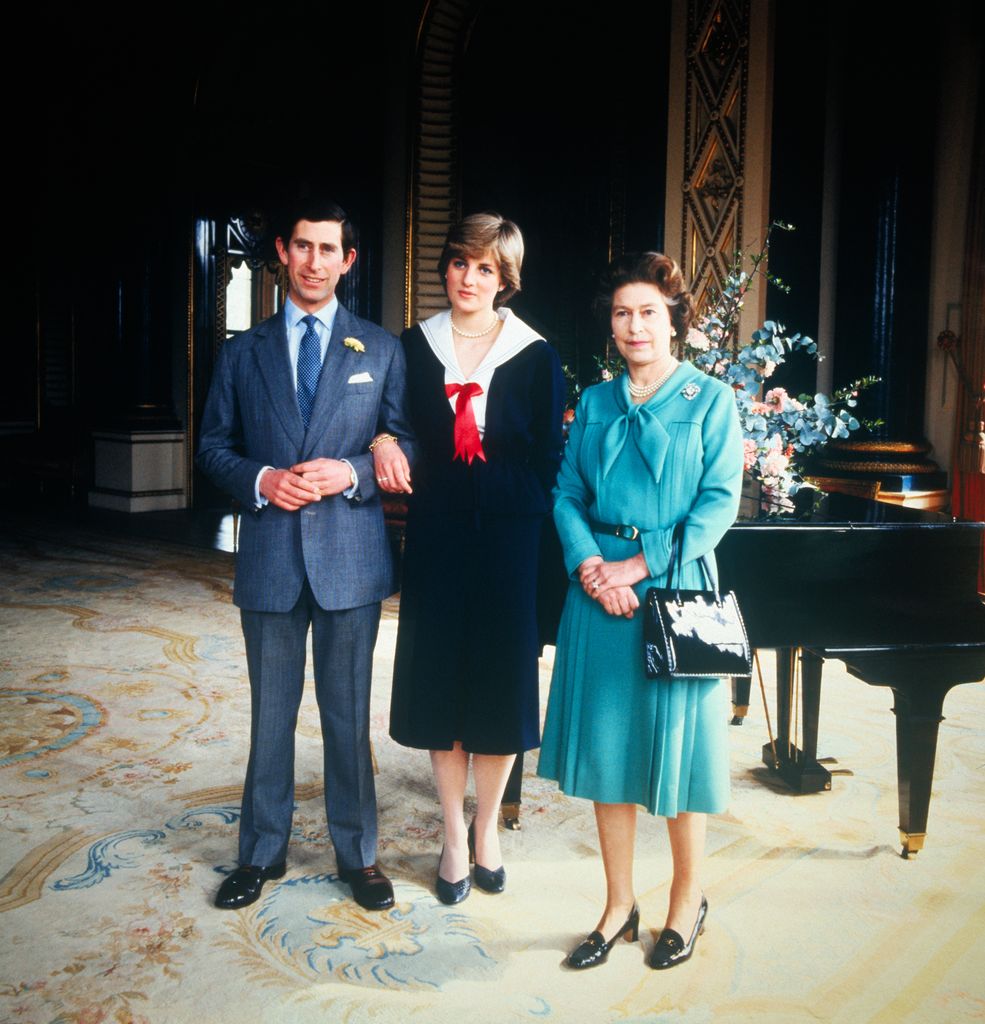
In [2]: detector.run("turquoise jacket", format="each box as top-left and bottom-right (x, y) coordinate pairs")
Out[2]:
(554, 361), (743, 588)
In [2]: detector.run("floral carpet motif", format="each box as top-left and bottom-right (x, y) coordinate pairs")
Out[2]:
(1, 519), (984, 1024)
(0, 688), (105, 769)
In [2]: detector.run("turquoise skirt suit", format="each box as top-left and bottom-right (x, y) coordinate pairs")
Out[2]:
(538, 362), (743, 816)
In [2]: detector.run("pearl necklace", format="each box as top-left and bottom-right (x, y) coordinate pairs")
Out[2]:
(451, 312), (500, 338)
(627, 360), (678, 399)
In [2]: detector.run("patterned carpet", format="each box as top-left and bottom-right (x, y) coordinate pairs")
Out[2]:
(1, 519), (984, 1024)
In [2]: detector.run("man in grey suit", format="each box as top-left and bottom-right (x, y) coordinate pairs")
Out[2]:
(198, 199), (414, 911)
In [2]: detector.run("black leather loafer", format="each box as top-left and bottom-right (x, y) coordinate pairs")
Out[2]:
(648, 894), (708, 969)
(214, 862), (286, 910)
(339, 864), (395, 911)
(566, 904), (640, 969)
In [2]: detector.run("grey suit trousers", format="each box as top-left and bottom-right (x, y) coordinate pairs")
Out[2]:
(238, 581), (381, 871)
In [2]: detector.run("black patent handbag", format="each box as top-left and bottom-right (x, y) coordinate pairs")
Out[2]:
(643, 524), (752, 680)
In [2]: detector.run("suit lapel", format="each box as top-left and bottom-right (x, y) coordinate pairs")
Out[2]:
(302, 303), (359, 459)
(254, 314), (305, 450)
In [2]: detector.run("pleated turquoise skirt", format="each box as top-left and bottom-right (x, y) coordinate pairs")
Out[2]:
(538, 578), (731, 818)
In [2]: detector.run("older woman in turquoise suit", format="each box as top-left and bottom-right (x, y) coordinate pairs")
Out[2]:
(538, 251), (742, 971)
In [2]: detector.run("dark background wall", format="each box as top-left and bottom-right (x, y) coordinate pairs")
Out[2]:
(461, 2), (670, 382)
(9, 1), (982, 508)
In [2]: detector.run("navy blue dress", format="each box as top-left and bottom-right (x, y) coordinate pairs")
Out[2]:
(389, 320), (565, 754)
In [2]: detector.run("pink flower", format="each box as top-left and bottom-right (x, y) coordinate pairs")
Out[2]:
(750, 401), (770, 415)
(762, 359), (777, 378)
(765, 387), (788, 410)
(763, 450), (790, 478)
(685, 327), (710, 351)
(601, 368), (613, 381)
(742, 438), (758, 471)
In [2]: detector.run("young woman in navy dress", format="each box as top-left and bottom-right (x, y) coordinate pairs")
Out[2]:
(375, 213), (565, 904)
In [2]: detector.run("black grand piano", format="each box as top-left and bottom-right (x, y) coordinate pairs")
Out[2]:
(717, 491), (985, 857)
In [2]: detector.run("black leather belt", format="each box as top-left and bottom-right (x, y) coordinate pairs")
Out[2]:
(590, 519), (640, 541)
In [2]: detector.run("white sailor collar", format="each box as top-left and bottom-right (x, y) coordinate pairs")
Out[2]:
(418, 308), (543, 383)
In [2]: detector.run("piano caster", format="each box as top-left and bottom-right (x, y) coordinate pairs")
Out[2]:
(899, 829), (926, 858)
(501, 802), (521, 831)
(730, 704), (749, 726)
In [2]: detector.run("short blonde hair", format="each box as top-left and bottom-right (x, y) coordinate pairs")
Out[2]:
(438, 212), (524, 307)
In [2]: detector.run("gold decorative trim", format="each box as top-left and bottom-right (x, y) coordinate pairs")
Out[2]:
(828, 439), (932, 454)
(407, 0), (480, 325)
(815, 459), (940, 474)
(0, 828), (94, 913)
(0, 602), (200, 664)
(681, 0), (751, 313)
(175, 781), (325, 807)
(186, 230), (195, 507)
(216, 242), (228, 356)
(899, 829), (926, 855)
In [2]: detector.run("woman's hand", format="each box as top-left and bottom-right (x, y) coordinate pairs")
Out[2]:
(579, 552), (649, 598)
(598, 585), (640, 619)
(372, 437), (413, 494)
(577, 556), (603, 597)
(577, 555), (644, 617)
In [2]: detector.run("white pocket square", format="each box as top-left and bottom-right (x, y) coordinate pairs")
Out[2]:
(347, 372), (374, 384)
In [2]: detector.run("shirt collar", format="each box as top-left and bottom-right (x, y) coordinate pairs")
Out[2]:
(284, 295), (339, 334)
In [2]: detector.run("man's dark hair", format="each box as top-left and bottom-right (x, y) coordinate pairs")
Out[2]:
(278, 199), (356, 254)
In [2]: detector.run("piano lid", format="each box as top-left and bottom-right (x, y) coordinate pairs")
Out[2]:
(734, 489), (985, 531)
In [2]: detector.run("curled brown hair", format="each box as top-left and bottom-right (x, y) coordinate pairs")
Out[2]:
(438, 212), (524, 308)
(595, 252), (694, 339)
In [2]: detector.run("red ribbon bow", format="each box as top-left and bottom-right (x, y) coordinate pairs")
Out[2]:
(445, 382), (487, 464)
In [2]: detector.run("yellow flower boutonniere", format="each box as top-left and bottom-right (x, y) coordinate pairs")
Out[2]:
(343, 337), (366, 353)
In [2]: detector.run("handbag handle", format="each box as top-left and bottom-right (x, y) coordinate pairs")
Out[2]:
(666, 522), (721, 604)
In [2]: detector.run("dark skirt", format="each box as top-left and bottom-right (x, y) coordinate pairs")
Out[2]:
(389, 510), (544, 755)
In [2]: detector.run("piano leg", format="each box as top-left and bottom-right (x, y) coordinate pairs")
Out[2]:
(887, 681), (956, 857)
(731, 675), (751, 725)
(839, 650), (983, 857)
(762, 648), (832, 793)
(501, 752), (523, 830)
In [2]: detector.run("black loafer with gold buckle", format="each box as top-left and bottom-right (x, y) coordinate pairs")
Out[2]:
(566, 904), (640, 970)
(648, 895), (708, 969)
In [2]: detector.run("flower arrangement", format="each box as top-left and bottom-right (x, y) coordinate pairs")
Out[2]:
(681, 223), (879, 507)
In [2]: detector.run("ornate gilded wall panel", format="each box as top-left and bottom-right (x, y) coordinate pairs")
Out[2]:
(406, 0), (481, 325)
(681, 0), (750, 313)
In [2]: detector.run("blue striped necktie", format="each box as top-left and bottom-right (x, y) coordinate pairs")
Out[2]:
(297, 314), (322, 428)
